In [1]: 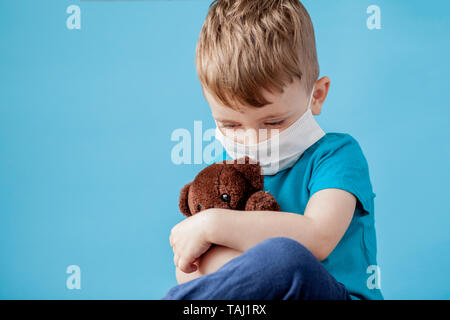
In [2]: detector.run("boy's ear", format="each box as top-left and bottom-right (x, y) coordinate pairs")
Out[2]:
(230, 156), (263, 190)
(179, 182), (192, 217)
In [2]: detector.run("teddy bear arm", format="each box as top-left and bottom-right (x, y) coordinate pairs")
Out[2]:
(244, 191), (281, 212)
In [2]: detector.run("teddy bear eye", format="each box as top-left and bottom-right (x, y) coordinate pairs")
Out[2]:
(220, 193), (231, 203)
(197, 204), (202, 211)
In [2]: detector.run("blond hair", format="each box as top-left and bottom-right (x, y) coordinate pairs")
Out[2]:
(196, 0), (319, 110)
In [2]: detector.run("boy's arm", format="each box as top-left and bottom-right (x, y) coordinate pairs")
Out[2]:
(206, 188), (355, 262)
(170, 188), (355, 273)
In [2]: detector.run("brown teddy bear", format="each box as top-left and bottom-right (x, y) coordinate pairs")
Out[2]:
(179, 156), (280, 216)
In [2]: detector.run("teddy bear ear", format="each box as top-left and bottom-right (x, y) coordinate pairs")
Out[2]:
(230, 156), (263, 190)
(179, 182), (192, 217)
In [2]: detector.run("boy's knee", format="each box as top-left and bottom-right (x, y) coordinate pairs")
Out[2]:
(254, 237), (318, 275)
(259, 237), (308, 257)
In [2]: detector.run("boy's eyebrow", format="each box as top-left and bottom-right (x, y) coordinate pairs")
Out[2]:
(215, 111), (291, 123)
(258, 110), (293, 121)
(215, 118), (241, 123)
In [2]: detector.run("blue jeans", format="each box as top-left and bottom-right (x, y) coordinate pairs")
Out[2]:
(162, 237), (351, 300)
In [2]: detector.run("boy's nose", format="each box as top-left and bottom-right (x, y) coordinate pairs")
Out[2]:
(229, 128), (271, 145)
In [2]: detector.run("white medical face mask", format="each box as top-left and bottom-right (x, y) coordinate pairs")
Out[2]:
(215, 89), (325, 175)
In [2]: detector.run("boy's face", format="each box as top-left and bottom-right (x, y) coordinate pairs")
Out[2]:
(204, 77), (329, 144)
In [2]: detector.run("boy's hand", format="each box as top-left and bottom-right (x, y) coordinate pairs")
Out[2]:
(170, 210), (213, 273)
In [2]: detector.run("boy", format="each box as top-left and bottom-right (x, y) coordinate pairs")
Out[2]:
(163, 0), (383, 300)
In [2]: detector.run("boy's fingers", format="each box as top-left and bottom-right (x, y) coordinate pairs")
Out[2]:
(179, 258), (196, 273)
(169, 226), (177, 247)
(173, 254), (180, 267)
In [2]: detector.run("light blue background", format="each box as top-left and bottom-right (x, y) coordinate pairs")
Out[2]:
(1, 0), (449, 299)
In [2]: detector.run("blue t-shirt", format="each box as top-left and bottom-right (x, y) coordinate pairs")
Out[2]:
(214, 132), (383, 300)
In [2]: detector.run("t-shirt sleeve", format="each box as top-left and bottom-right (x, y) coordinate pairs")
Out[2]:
(307, 135), (376, 216)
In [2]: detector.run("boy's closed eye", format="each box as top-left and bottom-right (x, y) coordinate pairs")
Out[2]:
(219, 122), (241, 129)
(263, 119), (285, 127)
(218, 119), (286, 130)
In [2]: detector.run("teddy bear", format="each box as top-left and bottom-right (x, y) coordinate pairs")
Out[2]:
(179, 156), (280, 216)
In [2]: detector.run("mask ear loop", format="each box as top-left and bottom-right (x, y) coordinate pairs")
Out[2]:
(307, 87), (315, 111)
